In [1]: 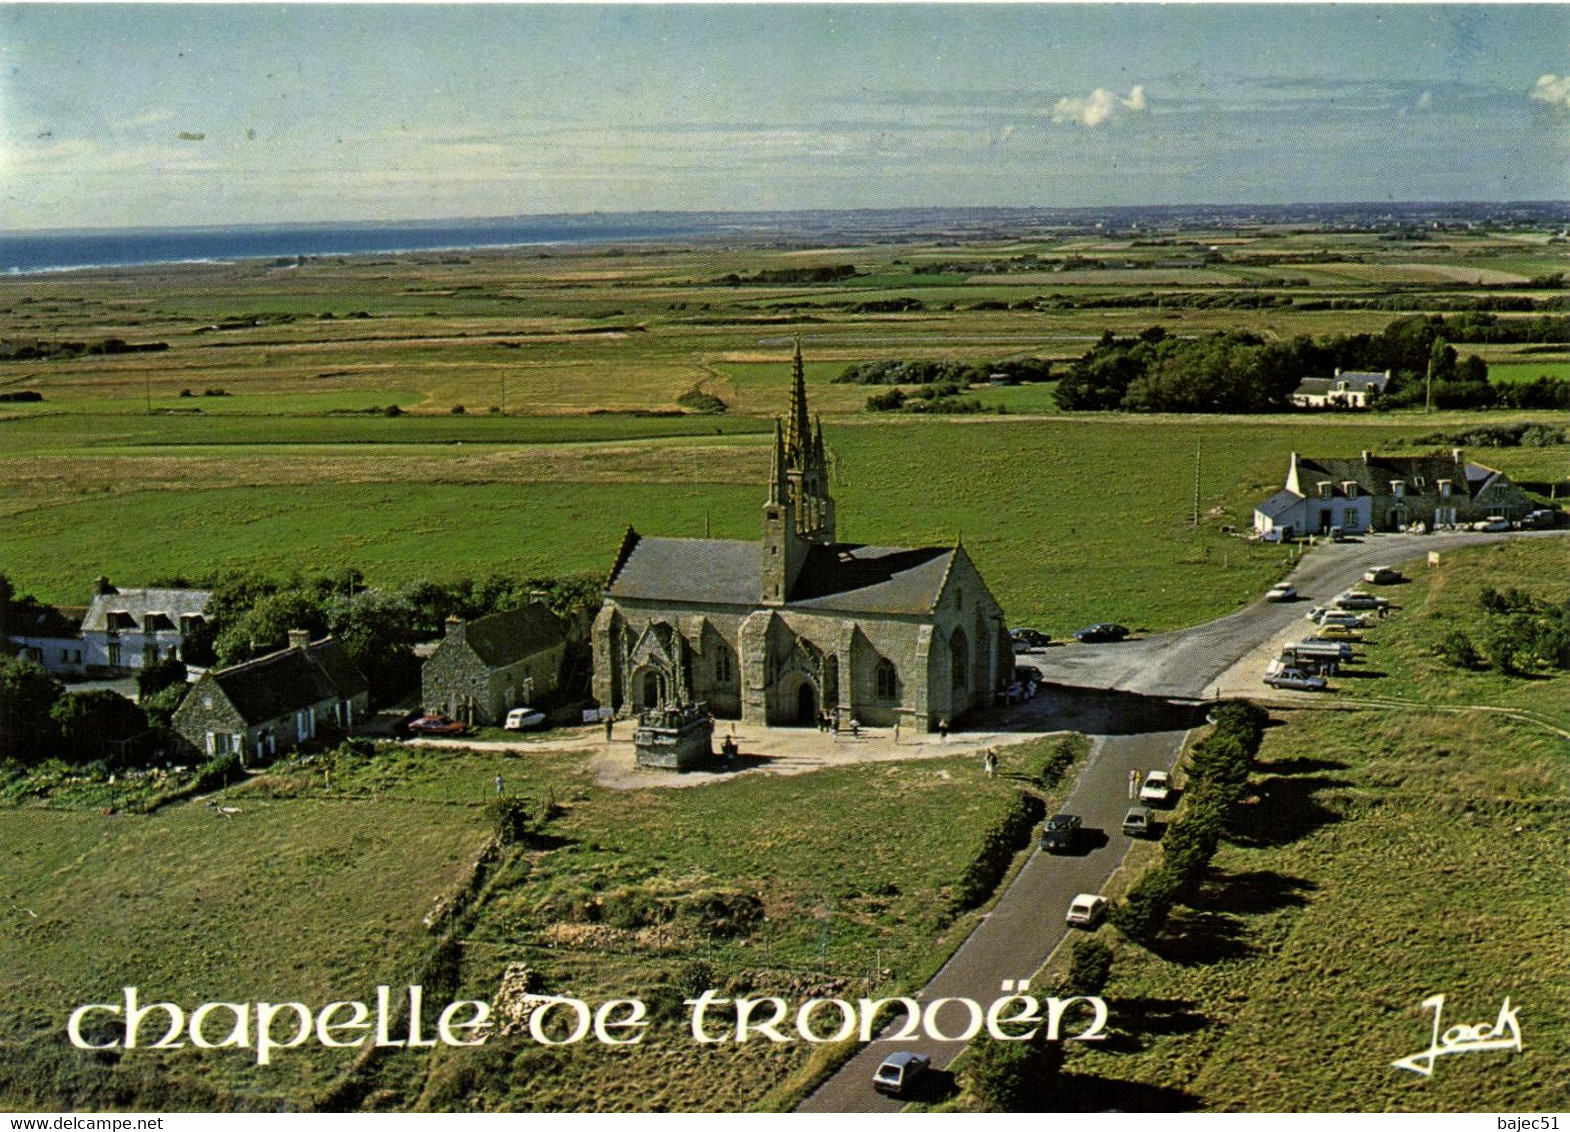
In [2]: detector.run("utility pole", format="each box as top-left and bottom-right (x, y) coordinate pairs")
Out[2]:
(1192, 439), (1202, 528)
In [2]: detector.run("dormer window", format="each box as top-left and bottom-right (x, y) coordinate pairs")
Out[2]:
(1438, 479), (1452, 498)
(1413, 476), (1425, 489)
(1390, 481), (1406, 498)
(1341, 482), (1359, 498)
(1316, 481), (1333, 500)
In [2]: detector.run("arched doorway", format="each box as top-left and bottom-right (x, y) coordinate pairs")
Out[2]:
(634, 668), (667, 711)
(950, 627), (970, 707)
(796, 682), (818, 725)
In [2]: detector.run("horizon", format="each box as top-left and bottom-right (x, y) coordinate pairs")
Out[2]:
(4, 5), (1568, 231)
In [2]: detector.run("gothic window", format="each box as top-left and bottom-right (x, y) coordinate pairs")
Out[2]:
(876, 659), (897, 700)
(716, 651), (733, 684)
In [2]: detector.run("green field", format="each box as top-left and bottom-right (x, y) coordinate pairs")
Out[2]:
(0, 735), (1082, 1112)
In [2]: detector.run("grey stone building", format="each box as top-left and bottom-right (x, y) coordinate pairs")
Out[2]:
(172, 631), (369, 762)
(1254, 449), (1537, 538)
(420, 604), (568, 725)
(593, 345), (1012, 732)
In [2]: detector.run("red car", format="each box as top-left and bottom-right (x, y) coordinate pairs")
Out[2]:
(407, 714), (469, 737)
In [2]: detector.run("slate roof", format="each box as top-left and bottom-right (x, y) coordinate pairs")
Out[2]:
(83, 587), (210, 633)
(607, 537), (763, 606)
(209, 637), (367, 725)
(1295, 453), (1489, 500)
(453, 604), (567, 668)
(605, 534), (956, 615)
(788, 544), (956, 614)
(1293, 372), (1389, 398)
(1254, 489), (1303, 519)
(6, 603), (84, 639)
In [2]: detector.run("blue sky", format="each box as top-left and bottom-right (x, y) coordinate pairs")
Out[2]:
(2, 4), (1567, 230)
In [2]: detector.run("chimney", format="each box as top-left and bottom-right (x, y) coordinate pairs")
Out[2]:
(1361, 450), (1371, 465)
(94, 575), (114, 596)
(1452, 448), (1464, 465)
(444, 616), (466, 643)
(287, 629), (311, 651)
(1334, 367), (1342, 378)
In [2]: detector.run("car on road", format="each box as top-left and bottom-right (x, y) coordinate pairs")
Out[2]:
(1139, 771), (1173, 806)
(1472, 517), (1510, 532)
(873, 1051), (930, 1098)
(1265, 583), (1297, 602)
(1121, 807), (1154, 837)
(1009, 627), (1051, 651)
(1363, 566), (1402, 585)
(1263, 664), (1329, 691)
(407, 714), (469, 737)
(1073, 623), (1129, 643)
(504, 707), (547, 731)
(1521, 509), (1558, 529)
(1040, 813), (1082, 853)
(1065, 893), (1108, 928)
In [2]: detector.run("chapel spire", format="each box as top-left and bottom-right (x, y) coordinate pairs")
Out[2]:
(785, 337), (810, 468)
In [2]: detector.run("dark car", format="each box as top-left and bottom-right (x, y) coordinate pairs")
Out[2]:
(407, 714), (469, 737)
(873, 1051), (931, 1098)
(1073, 623), (1129, 643)
(1041, 813), (1082, 853)
(1010, 627), (1052, 650)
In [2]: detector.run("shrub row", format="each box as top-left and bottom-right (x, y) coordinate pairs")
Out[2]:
(1109, 701), (1268, 943)
(951, 790), (1046, 912)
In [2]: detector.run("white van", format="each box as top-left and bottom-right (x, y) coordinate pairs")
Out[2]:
(504, 707), (546, 731)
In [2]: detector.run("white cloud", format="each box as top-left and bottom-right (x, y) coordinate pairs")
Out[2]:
(1531, 74), (1570, 107)
(113, 110), (177, 131)
(1051, 85), (1148, 128)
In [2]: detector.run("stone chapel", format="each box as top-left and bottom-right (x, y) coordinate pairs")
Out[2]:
(591, 344), (1012, 732)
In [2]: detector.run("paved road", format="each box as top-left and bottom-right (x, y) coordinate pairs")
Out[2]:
(799, 529), (1560, 1111)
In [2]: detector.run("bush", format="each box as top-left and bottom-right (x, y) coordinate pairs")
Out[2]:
(676, 389), (727, 414)
(450, 404), (466, 415)
(1065, 938), (1114, 995)
(1110, 867), (1181, 942)
(951, 791), (1046, 912)
(1436, 629), (1483, 670)
(963, 1033), (1064, 1111)
(866, 388), (907, 412)
(192, 751), (244, 794)
(137, 656), (187, 700)
(487, 794), (550, 845)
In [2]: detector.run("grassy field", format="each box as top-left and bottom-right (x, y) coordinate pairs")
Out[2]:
(0, 794), (494, 1109)
(0, 734), (1083, 1112)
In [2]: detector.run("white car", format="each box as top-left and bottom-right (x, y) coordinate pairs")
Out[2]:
(1066, 893), (1108, 928)
(1139, 771), (1173, 805)
(504, 707), (547, 731)
(1266, 583), (1297, 602)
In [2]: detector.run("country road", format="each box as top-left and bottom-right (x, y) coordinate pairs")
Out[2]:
(798, 529), (1563, 1112)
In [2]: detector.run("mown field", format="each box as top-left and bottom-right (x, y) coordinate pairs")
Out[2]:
(1055, 537), (1570, 1111)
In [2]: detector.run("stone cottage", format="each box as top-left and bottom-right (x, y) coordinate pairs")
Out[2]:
(420, 603), (568, 725)
(1254, 449), (1536, 538)
(173, 631), (369, 763)
(592, 343), (1012, 732)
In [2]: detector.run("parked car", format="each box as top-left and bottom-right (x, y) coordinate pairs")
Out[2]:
(1073, 623), (1129, 643)
(1009, 627), (1051, 650)
(1040, 813), (1082, 853)
(1065, 893), (1108, 928)
(504, 707), (547, 731)
(1263, 664), (1329, 691)
(407, 714), (469, 737)
(1318, 610), (1371, 629)
(1139, 771), (1173, 806)
(1328, 525), (1346, 541)
(1363, 566), (1402, 585)
(873, 1052), (930, 1098)
(1521, 509), (1558, 530)
(1265, 583), (1297, 602)
(1472, 517), (1510, 532)
(1333, 591), (1389, 612)
(1122, 807), (1154, 837)
(1314, 624), (1363, 642)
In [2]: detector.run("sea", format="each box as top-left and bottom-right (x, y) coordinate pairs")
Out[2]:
(0, 214), (723, 275)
